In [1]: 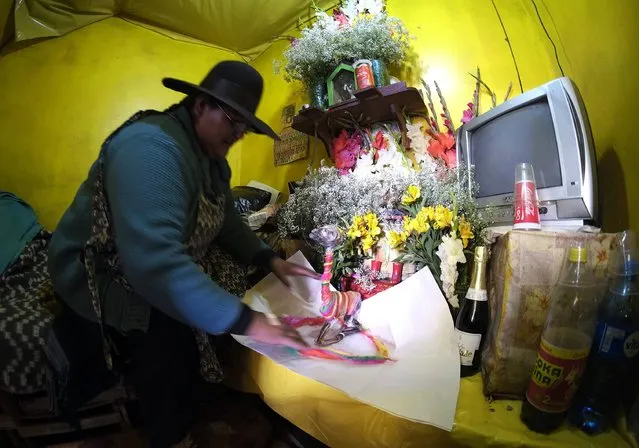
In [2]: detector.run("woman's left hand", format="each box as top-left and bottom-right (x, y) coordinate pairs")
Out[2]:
(270, 257), (320, 287)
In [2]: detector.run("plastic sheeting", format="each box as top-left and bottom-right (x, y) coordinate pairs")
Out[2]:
(9, 0), (335, 58)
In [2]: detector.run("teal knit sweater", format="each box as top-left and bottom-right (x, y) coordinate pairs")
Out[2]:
(49, 106), (269, 335)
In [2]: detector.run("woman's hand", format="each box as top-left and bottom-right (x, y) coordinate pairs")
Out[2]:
(270, 257), (320, 287)
(244, 312), (308, 349)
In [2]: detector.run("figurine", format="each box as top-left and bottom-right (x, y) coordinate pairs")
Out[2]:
(309, 225), (364, 346)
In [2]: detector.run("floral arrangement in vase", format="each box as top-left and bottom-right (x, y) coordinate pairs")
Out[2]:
(281, 0), (411, 92)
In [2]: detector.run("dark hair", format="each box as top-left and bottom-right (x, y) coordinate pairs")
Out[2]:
(180, 93), (217, 111)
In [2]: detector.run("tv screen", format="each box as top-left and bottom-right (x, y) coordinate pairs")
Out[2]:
(470, 99), (563, 198)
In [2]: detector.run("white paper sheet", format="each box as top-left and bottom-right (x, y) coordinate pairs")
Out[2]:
(233, 252), (460, 431)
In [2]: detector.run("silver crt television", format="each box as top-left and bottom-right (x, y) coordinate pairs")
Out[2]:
(457, 77), (598, 227)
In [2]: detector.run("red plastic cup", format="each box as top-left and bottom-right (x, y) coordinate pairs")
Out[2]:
(513, 163), (541, 230)
(371, 260), (382, 273)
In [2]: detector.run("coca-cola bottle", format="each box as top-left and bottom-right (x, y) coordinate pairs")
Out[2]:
(521, 241), (600, 433)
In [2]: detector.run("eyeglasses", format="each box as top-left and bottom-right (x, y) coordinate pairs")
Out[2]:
(217, 102), (250, 135)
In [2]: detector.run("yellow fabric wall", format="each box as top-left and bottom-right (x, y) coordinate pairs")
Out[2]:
(239, 0), (638, 233)
(537, 0), (639, 232)
(0, 17), (244, 229)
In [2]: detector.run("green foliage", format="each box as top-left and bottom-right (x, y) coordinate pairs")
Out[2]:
(398, 227), (445, 291)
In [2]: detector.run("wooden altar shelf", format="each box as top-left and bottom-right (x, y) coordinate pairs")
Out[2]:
(291, 82), (427, 151)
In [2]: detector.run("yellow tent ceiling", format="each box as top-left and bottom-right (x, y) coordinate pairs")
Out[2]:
(3, 0), (335, 59)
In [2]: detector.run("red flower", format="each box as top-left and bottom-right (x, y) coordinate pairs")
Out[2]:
(371, 131), (387, 162)
(373, 131), (387, 151)
(331, 129), (349, 159)
(461, 102), (475, 124)
(331, 129), (361, 174)
(427, 132), (455, 159)
(442, 149), (457, 168)
(335, 151), (357, 173)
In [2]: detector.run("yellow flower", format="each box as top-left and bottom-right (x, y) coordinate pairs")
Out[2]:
(434, 205), (453, 229)
(388, 230), (409, 249)
(347, 213), (381, 252)
(347, 215), (367, 239)
(459, 217), (474, 248)
(364, 213), (381, 237)
(361, 234), (376, 252)
(412, 215), (431, 234)
(422, 206), (435, 221)
(403, 216), (412, 233)
(401, 185), (421, 205)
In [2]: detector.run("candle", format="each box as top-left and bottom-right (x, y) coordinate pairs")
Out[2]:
(391, 262), (403, 284)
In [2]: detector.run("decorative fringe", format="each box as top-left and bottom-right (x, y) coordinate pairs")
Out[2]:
(281, 316), (393, 364)
(286, 346), (391, 364)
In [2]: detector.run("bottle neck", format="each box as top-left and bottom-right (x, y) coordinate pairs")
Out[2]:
(560, 260), (593, 286)
(466, 259), (488, 301)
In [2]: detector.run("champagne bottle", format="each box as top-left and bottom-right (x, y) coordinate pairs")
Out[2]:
(455, 246), (489, 377)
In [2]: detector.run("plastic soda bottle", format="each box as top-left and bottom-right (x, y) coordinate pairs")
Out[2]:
(520, 241), (599, 433)
(569, 230), (639, 434)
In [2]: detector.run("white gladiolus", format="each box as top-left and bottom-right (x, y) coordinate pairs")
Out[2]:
(436, 234), (467, 309)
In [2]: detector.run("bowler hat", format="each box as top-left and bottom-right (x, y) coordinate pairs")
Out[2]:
(163, 61), (278, 140)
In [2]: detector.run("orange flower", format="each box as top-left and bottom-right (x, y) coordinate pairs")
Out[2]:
(427, 132), (455, 159)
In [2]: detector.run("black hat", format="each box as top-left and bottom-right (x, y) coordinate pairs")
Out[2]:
(163, 61), (278, 140)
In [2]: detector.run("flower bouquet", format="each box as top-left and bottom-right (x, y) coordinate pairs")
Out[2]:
(282, 0), (411, 90)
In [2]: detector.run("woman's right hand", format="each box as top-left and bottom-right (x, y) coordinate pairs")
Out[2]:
(244, 312), (308, 350)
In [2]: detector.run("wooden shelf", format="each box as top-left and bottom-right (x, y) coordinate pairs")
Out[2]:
(291, 82), (427, 152)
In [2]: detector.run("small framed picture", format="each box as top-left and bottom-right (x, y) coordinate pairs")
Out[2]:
(327, 64), (356, 106)
(280, 104), (296, 127)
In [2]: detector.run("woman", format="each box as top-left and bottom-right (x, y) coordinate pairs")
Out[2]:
(47, 61), (319, 448)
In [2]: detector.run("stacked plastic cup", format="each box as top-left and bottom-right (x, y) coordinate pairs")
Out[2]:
(513, 163), (541, 230)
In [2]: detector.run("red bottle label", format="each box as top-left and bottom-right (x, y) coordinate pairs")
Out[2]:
(514, 180), (540, 228)
(355, 64), (375, 90)
(525, 338), (590, 413)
